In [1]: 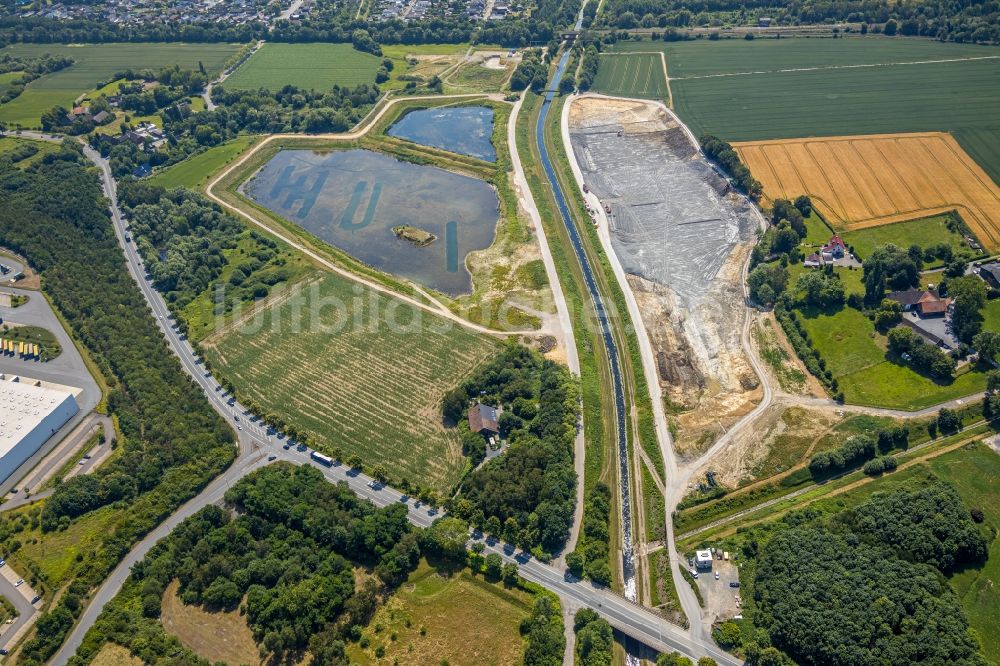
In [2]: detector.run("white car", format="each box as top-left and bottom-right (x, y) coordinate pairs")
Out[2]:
(14, 579), (23, 587)
(715, 572), (720, 580)
(689, 569), (698, 579)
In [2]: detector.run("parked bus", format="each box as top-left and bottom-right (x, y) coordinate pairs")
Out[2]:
(311, 451), (333, 467)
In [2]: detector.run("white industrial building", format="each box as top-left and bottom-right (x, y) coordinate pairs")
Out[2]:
(695, 550), (714, 570)
(0, 376), (79, 483)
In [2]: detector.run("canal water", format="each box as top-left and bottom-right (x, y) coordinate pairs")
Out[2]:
(533, 42), (637, 603)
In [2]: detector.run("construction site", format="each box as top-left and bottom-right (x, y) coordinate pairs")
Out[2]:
(568, 97), (762, 459)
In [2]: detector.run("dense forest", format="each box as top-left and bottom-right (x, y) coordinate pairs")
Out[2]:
(574, 609), (614, 666)
(725, 481), (989, 665)
(74, 464), (419, 664)
(0, 143), (235, 664)
(443, 342), (579, 559)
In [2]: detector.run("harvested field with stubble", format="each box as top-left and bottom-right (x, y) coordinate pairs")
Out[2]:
(203, 272), (498, 492)
(736, 132), (1000, 250)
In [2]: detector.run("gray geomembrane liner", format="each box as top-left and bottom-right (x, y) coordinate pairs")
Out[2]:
(570, 119), (758, 307)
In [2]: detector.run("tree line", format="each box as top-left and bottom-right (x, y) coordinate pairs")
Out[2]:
(591, 0), (999, 44)
(0, 143), (236, 665)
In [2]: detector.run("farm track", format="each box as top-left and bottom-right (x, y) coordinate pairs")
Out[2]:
(678, 427), (988, 542)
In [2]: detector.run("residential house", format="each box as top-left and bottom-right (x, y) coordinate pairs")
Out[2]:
(888, 288), (950, 317)
(468, 403), (499, 436)
(820, 234), (846, 262)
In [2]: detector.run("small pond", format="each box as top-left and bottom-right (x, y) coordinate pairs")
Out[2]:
(244, 149), (499, 295)
(387, 106), (497, 162)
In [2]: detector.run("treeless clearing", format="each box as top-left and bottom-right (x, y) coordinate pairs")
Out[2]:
(90, 643), (143, 666)
(735, 132), (1000, 250)
(160, 579), (261, 666)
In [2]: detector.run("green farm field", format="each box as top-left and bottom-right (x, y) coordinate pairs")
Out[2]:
(798, 305), (987, 409)
(591, 53), (669, 100)
(605, 37), (1000, 184)
(202, 272), (498, 492)
(0, 43), (240, 128)
(150, 135), (258, 190)
(223, 43), (381, 91)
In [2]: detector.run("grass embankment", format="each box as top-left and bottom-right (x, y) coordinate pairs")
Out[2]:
(211, 99), (547, 332)
(149, 135), (258, 190)
(515, 92), (619, 580)
(46, 428), (104, 489)
(675, 407), (986, 535)
(679, 421), (994, 548)
(534, 90), (686, 621)
(0, 43), (239, 128)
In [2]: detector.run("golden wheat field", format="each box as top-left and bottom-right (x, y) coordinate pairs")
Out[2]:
(735, 132), (1000, 250)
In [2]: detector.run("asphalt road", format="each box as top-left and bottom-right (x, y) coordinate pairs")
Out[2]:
(0, 561), (40, 654)
(47, 138), (742, 666)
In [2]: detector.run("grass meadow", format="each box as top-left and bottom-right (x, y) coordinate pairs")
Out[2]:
(223, 43), (381, 91)
(603, 37), (1000, 184)
(591, 52), (669, 100)
(347, 559), (533, 665)
(150, 135), (258, 190)
(839, 213), (975, 266)
(0, 43), (240, 128)
(798, 304), (988, 409)
(202, 272), (497, 492)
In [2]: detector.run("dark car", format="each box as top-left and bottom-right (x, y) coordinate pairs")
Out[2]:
(729, 581), (741, 588)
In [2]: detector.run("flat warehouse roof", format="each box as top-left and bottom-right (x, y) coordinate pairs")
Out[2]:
(0, 378), (77, 458)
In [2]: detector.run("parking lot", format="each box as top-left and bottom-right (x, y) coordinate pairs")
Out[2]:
(691, 553), (742, 623)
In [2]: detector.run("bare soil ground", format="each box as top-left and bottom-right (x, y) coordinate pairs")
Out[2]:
(628, 250), (761, 461)
(691, 401), (840, 488)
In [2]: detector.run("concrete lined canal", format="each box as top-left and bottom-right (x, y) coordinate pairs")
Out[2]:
(533, 44), (637, 602)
